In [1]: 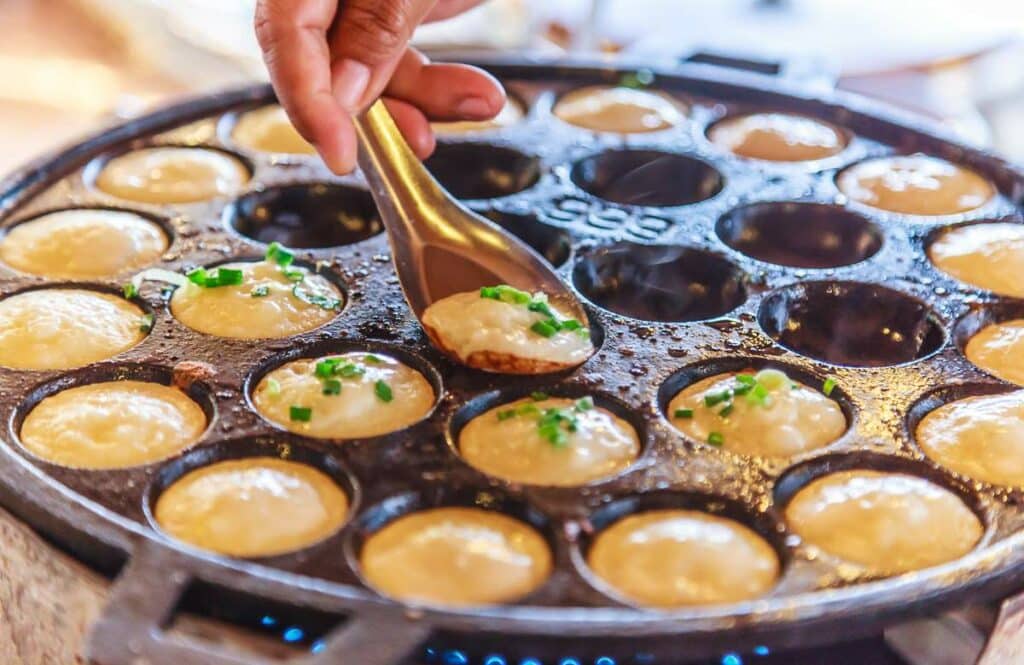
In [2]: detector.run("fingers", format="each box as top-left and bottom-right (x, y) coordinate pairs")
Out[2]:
(384, 98), (436, 159)
(385, 49), (506, 122)
(327, 0), (438, 111)
(255, 0), (357, 173)
(425, 0), (485, 22)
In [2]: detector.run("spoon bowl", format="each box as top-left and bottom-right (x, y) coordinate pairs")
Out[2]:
(354, 101), (592, 373)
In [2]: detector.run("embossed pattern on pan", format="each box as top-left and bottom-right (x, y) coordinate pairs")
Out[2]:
(0, 58), (1024, 664)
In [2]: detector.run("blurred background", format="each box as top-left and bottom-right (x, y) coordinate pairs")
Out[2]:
(5, 0), (1024, 175)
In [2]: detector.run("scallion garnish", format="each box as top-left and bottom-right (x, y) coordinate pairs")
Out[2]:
(139, 313), (154, 333)
(530, 391), (549, 401)
(707, 432), (724, 447)
(282, 267), (305, 283)
(267, 378), (281, 397)
(266, 242), (295, 267)
(704, 390), (731, 407)
(123, 283), (138, 299)
(216, 268), (244, 286)
(251, 285), (270, 298)
(364, 354), (382, 364)
(735, 374), (756, 386)
(674, 408), (693, 419)
(187, 267), (208, 286)
(531, 320), (559, 338)
(290, 405), (312, 422)
(718, 403), (734, 418)
(574, 396), (594, 412)
(291, 285), (341, 311)
(497, 409), (517, 421)
(823, 378), (837, 397)
(374, 380), (393, 403)
(186, 266), (244, 288)
(322, 378), (342, 396)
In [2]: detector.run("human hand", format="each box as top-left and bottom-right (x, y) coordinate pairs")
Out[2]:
(255, 0), (505, 173)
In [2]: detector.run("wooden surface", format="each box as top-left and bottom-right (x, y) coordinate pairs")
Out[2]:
(0, 506), (107, 664)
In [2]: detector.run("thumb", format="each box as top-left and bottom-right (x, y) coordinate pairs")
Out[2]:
(327, 0), (437, 111)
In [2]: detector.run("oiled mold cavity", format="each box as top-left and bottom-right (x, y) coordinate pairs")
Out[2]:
(955, 303), (1024, 386)
(717, 202), (882, 269)
(482, 210), (571, 268)
(570, 150), (723, 207)
(659, 359), (849, 458)
(16, 364), (212, 470)
(758, 281), (944, 366)
(0, 287), (149, 370)
(424, 143), (540, 199)
(578, 492), (783, 608)
(350, 489), (554, 607)
(910, 384), (1024, 488)
(250, 344), (440, 440)
(449, 387), (644, 487)
(228, 184), (382, 248)
(573, 243), (746, 322)
(776, 455), (984, 576)
(0, 208), (169, 280)
(928, 221), (1024, 298)
(147, 438), (356, 559)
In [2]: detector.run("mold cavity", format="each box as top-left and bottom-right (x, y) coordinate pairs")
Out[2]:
(758, 281), (945, 367)
(425, 143), (540, 199)
(482, 210), (571, 268)
(228, 184), (382, 248)
(570, 150), (723, 207)
(717, 202), (882, 268)
(573, 243), (746, 322)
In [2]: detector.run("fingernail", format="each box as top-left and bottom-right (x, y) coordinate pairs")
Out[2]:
(455, 97), (494, 119)
(333, 59), (371, 110)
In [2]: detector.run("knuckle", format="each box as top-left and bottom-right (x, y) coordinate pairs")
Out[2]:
(343, 1), (413, 59)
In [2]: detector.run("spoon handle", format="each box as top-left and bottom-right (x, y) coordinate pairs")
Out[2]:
(353, 100), (455, 241)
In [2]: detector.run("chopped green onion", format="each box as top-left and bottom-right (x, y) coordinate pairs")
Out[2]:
(322, 378), (342, 396)
(374, 380), (393, 403)
(619, 69), (655, 89)
(674, 408), (694, 419)
(123, 283), (138, 299)
(497, 409), (518, 421)
(266, 242), (295, 267)
(735, 374), (756, 386)
(337, 363), (365, 378)
(315, 358), (340, 378)
(291, 285), (342, 311)
(266, 378), (281, 397)
(574, 396), (594, 412)
(530, 391), (550, 401)
(754, 368), (789, 391)
(216, 268), (244, 286)
(823, 378), (837, 397)
(282, 267), (305, 283)
(364, 354), (382, 363)
(745, 383), (770, 406)
(186, 267), (208, 286)
(704, 390), (731, 407)
(251, 285), (270, 297)
(560, 319), (584, 332)
(139, 313), (154, 333)
(732, 383), (753, 397)
(480, 286), (500, 299)
(531, 320), (559, 338)
(516, 403), (540, 416)
(495, 284), (531, 305)
(290, 405), (312, 422)
(527, 300), (555, 318)
(707, 432), (725, 447)
(719, 403), (734, 418)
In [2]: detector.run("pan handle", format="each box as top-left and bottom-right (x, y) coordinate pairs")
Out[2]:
(677, 49), (838, 89)
(86, 541), (432, 665)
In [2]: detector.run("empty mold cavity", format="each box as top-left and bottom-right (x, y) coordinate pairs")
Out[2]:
(717, 202), (882, 268)
(573, 243), (746, 322)
(570, 150), (723, 207)
(758, 281), (945, 367)
(482, 210), (572, 268)
(228, 183), (382, 248)
(424, 143), (540, 199)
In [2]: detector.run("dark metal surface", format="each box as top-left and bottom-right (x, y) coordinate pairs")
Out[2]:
(0, 56), (1023, 665)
